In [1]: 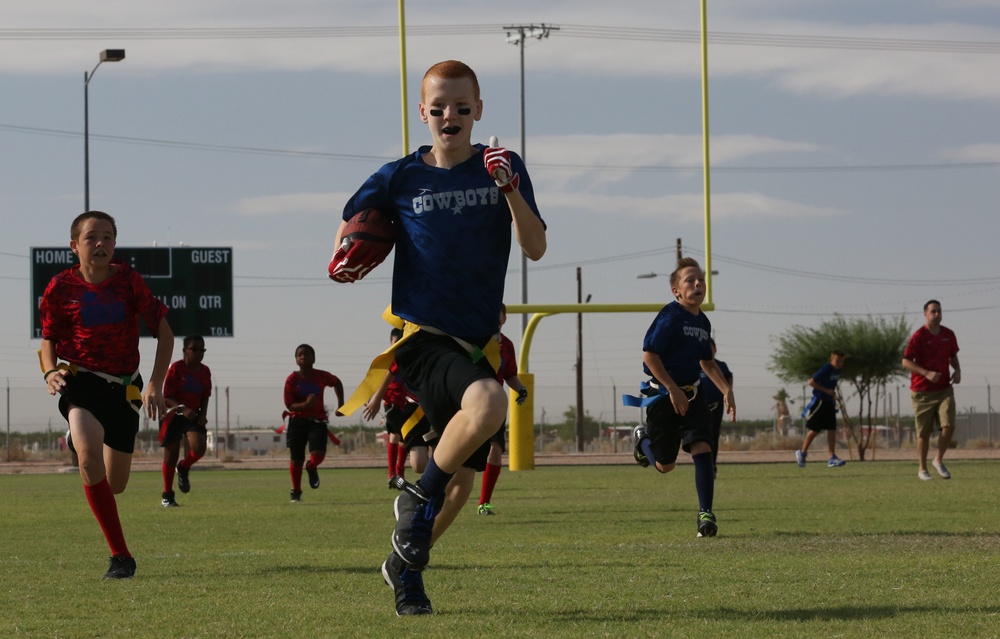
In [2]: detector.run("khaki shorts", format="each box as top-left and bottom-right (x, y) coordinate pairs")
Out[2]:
(911, 387), (956, 439)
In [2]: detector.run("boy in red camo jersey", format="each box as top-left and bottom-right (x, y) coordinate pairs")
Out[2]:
(477, 304), (527, 515)
(40, 210), (174, 579)
(159, 334), (212, 507)
(364, 328), (411, 482)
(283, 344), (345, 502)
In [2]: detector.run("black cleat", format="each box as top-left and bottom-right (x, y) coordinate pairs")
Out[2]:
(697, 510), (718, 538)
(161, 491), (179, 508)
(290, 490), (302, 503)
(176, 463), (191, 494)
(307, 463), (320, 489)
(104, 554), (136, 580)
(382, 550), (432, 616)
(391, 480), (441, 569)
(632, 425), (650, 468)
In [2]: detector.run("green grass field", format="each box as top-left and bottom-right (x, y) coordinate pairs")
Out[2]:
(2, 461), (998, 638)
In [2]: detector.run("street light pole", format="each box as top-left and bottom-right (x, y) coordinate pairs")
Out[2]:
(84, 49), (125, 211)
(503, 24), (558, 336)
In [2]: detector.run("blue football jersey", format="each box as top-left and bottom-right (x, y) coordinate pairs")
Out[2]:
(344, 144), (543, 344)
(641, 301), (714, 386)
(811, 362), (842, 404)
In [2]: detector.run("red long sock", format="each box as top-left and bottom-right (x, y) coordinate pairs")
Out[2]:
(479, 462), (502, 505)
(179, 449), (203, 470)
(162, 462), (176, 493)
(308, 452), (325, 469)
(83, 477), (130, 558)
(290, 462), (303, 492)
(395, 445), (407, 478)
(387, 442), (399, 476)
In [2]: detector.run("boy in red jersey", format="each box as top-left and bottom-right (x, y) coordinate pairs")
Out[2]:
(39, 211), (174, 579)
(903, 300), (961, 481)
(283, 344), (345, 502)
(364, 328), (412, 482)
(477, 304), (527, 515)
(159, 335), (212, 506)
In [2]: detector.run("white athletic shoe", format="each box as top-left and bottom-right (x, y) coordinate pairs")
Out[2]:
(932, 459), (951, 479)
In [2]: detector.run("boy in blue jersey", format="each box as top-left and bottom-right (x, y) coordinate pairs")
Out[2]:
(795, 350), (847, 468)
(335, 60), (546, 616)
(630, 258), (735, 538)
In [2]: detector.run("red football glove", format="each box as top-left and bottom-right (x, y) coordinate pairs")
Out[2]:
(484, 146), (520, 193)
(328, 237), (385, 283)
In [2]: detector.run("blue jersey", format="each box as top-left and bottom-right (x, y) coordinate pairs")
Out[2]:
(811, 362), (842, 405)
(700, 359), (732, 405)
(344, 144), (542, 344)
(641, 301), (713, 386)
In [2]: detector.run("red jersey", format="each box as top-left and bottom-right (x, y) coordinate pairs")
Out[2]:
(163, 360), (213, 412)
(383, 360), (415, 410)
(284, 369), (341, 421)
(496, 333), (518, 386)
(904, 325), (959, 393)
(39, 261), (168, 376)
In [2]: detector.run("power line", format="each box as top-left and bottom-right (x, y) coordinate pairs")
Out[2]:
(3, 123), (996, 175)
(1, 24), (998, 55)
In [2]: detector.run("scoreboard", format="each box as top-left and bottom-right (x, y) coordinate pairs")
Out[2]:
(31, 247), (234, 338)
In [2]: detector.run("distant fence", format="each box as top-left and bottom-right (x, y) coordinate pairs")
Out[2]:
(3, 383), (996, 457)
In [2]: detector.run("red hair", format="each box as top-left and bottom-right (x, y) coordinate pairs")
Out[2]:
(421, 60), (480, 101)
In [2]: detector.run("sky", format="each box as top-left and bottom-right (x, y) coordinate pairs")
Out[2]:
(3, 0), (1000, 434)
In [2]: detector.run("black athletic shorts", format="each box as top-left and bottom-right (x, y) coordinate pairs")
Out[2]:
(395, 331), (498, 471)
(398, 401), (494, 470)
(385, 402), (416, 436)
(490, 422), (507, 452)
(644, 389), (712, 466)
(58, 370), (143, 454)
(806, 400), (837, 432)
(286, 417), (329, 460)
(160, 414), (207, 446)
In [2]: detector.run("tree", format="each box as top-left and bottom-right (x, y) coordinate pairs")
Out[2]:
(769, 315), (910, 460)
(557, 406), (601, 444)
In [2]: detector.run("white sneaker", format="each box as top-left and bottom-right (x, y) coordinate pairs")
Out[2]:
(917, 469), (932, 481)
(932, 459), (951, 479)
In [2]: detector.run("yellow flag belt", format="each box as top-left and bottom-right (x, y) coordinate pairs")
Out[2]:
(339, 306), (501, 438)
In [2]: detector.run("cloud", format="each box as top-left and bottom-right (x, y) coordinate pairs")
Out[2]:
(943, 143), (1000, 162)
(544, 191), (846, 222)
(5, 1), (999, 106)
(229, 192), (349, 216)
(527, 133), (818, 189)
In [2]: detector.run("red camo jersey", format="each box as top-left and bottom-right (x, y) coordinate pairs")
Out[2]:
(904, 325), (959, 393)
(496, 333), (518, 386)
(284, 369), (341, 421)
(163, 360), (213, 412)
(383, 360), (415, 410)
(39, 261), (168, 375)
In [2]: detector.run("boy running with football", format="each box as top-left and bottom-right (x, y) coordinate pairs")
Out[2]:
(629, 257), (735, 538)
(333, 60), (546, 615)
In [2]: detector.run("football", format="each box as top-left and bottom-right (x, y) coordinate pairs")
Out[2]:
(328, 209), (396, 283)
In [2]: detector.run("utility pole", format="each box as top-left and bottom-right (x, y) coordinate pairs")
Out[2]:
(575, 267), (584, 452)
(676, 237), (682, 262)
(503, 23), (559, 335)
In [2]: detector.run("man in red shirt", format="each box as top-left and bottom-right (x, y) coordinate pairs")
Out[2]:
(902, 300), (961, 481)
